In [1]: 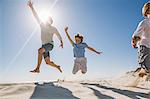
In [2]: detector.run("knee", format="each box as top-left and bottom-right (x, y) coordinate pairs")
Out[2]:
(45, 61), (49, 65)
(82, 72), (86, 74)
(82, 69), (87, 74)
(46, 61), (53, 65)
(38, 48), (44, 54)
(45, 59), (50, 65)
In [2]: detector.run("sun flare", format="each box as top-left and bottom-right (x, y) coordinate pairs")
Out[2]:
(39, 10), (50, 23)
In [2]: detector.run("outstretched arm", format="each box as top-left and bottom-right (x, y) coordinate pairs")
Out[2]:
(87, 46), (102, 55)
(28, 1), (41, 24)
(64, 27), (74, 46)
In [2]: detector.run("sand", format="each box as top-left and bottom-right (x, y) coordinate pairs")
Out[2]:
(0, 71), (150, 99)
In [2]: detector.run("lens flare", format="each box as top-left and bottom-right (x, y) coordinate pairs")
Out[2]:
(39, 10), (50, 23)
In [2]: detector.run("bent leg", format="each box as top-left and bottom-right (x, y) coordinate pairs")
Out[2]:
(81, 58), (87, 74)
(144, 55), (150, 72)
(30, 48), (45, 73)
(45, 57), (62, 73)
(72, 65), (79, 74)
(72, 59), (80, 74)
(138, 46), (150, 77)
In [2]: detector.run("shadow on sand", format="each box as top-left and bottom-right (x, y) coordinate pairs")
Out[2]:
(30, 82), (79, 99)
(87, 87), (114, 99)
(81, 83), (150, 99)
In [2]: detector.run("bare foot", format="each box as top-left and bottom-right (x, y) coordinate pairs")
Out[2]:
(30, 69), (40, 73)
(138, 68), (147, 77)
(57, 66), (62, 73)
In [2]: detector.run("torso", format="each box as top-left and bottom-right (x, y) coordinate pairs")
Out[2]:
(140, 19), (150, 48)
(40, 23), (56, 45)
(73, 43), (88, 58)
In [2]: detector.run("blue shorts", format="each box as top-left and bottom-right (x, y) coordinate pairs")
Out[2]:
(40, 43), (54, 59)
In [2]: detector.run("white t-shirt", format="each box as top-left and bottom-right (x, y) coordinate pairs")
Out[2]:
(132, 18), (150, 48)
(40, 23), (62, 45)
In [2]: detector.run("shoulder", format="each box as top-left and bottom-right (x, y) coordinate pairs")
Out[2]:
(73, 43), (77, 47)
(82, 42), (87, 45)
(40, 23), (45, 27)
(138, 19), (148, 26)
(81, 42), (88, 47)
(51, 26), (59, 31)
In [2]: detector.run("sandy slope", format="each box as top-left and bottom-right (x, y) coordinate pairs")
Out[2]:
(0, 79), (149, 99)
(0, 71), (150, 99)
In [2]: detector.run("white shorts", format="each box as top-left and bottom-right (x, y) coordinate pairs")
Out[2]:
(72, 57), (87, 74)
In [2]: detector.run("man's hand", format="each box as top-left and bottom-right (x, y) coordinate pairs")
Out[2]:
(96, 51), (102, 55)
(131, 41), (137, 48)
(65, 27), (68, 33)
(131, 38), (137, 48)
(60, 41), (64, 48)
(28, 0), (33, 8)
(131, 36), (141, 49)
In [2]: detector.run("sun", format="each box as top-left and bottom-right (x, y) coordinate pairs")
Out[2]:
(38, 10), (50, 23)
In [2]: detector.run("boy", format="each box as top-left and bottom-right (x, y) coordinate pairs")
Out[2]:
(65, 27), (102, 74)
(28, 1), (63, 73)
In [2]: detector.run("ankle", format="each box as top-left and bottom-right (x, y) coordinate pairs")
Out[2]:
(35, 67), (39, 70)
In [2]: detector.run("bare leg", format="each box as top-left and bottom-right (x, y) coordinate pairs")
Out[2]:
(45, 57), (62, 73)
(30, 48), (45, 73)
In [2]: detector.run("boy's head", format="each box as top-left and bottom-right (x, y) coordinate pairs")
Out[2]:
(75, 34), (83, 44)
(46, 16), (53, 25)
(142, 2), (150, 18)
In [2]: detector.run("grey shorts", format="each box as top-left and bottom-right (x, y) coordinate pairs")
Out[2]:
(138, 45), (150, 71)
(41, 43), (54, 59)
(72, 57), (87, 74)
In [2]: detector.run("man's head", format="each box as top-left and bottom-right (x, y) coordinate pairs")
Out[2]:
(142, 2), (150, 18)
(46, 16), (53, 25)
(75, 34), (83, 44)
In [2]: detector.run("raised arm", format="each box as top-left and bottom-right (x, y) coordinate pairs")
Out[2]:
(28, 1), (41, 24)
(64, 27), (74, 46)
(87, 46), (102, 55)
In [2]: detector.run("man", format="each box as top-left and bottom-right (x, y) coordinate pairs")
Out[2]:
(28, 1), (63, 73)
(132, 2), (150, 77)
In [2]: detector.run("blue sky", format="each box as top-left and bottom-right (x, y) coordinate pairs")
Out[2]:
(0, 2), (1, 67)
(0, 0), (149, 83)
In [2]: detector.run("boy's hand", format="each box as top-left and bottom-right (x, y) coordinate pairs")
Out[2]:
(65, 27), (68, 33)
(28, 0), (33, 8)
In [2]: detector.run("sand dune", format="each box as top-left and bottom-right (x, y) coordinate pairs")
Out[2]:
(0, 83), (35, 99)
(0, 72), (150, 99)
(0, 81), (149, 99)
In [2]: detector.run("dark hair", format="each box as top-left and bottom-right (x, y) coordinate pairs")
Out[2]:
(75, 34), (83, 43)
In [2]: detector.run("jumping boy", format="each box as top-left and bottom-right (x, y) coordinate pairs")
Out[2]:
(28, 1), (63, 73)
(65, 27), (102, 74)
